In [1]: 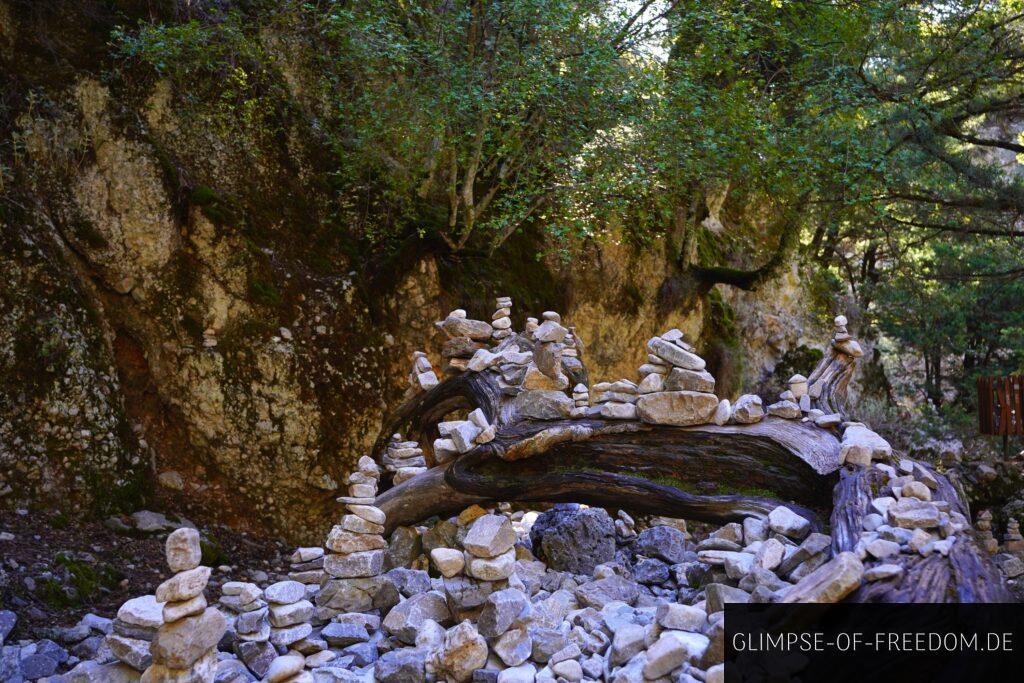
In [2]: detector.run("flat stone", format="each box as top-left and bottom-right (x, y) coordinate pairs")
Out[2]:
(321, 622), (369, 648)
(325, 527), (387, 553)
(268, 622), (312, 647)
(497, 662), (537, 683)
(888, 498), (940, 529)
(117, 595), (165, 629)
(264, 580), (306, 605)
(781, 551), (863, 603)
(864, 564), (903, 581)
(600, 401), (638, 419)
(163, 593), (207, 622)
(105, 634), (152, 671)
(323, 549), (385, 578)
(574, 575), (639, 609)
(155, 566), (211, 603)
(268, 599), (314, 627)
(165, 528), (202, 573)
(648, 338), (706, 370)
(866, 539), (901, 559)
(636, 391), (719, 426)
(348, 505), (386, 525)
(339, 514), (384, 535)
(466, 547), (516, 580)
(656, 603), (706, 632)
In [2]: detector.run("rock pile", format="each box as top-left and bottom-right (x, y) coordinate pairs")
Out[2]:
(849, 460), (970, 582)
(437, 309), (494, 374)
(105, 595), (164, 672)
(975, 510), (998, 554)
(433, 409), (496, 464)
(570, 382), (590, 418)
(1004, 518), (1024, 555)
(266, 580), (315, 649)
(593, 379), (639, 420)
(631, 330), (721, 426)
(491, 296), (513, 342)
(513, 313), (575, 421)
(840, 423), (894, 466)
(288, 547), (326, 586)
(407, 351), (439, 396)
(382, 435), (428, 485)
(319, 456), (389, 620)
(143, 527), (226, 682)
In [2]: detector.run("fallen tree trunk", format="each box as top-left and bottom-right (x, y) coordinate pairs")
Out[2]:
(370, 316), (1011, 602)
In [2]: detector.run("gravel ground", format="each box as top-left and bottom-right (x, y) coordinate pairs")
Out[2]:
(0, 507), (290, 641)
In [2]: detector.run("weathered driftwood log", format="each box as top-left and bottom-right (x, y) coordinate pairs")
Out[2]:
(370, 317), (1010, 602)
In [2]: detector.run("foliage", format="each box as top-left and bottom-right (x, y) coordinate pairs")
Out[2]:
(109, 0), (1024, 405)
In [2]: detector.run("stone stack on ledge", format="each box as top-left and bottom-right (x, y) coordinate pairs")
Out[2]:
(976, 510), (998, 554)
(491, 296), (513, 342)
(142, 528), (226, 682)
(436, 309), (493, 374)
(433, 409), (496, 464)
(407, 351), (439, 397)
(382, 435), (427, 484)
(631, 330), (720, 426)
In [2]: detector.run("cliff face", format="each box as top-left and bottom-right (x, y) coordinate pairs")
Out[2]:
(0, 3), (833, 542)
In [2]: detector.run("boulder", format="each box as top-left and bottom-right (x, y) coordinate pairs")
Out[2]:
(636, 391), (719, 426)
(634, 525), (690, 564)
(530, 505), (616, 573)
(514, 390), (573, 420)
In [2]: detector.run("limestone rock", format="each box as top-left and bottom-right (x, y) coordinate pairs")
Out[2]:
(463, 515), (516, 558)
(165, 528), (202, 573)
(730, 394), (764, 424)
(768, 506), (811, 541)
(149, 608), (226, 669)
(514, 390), (573, 420)
(382, 591), (451, 644)
(780, 551), (863, 603)
(636, 391), (719, 427)
(437, 621), (489, 683)
(663, 368), (715, 393)
(155, 566), (211, 603)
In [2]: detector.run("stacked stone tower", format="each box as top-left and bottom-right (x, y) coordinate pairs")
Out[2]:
(142, 528), (226, 682)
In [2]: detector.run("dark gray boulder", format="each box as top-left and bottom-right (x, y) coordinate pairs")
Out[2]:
(529, 505), (615, 573)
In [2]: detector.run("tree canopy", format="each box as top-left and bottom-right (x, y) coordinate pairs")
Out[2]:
(113, 0), (1024, 408)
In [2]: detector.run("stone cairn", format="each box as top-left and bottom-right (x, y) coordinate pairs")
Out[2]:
(383, 433), (428, 484)
(620, 328), (728, 426)
(436, 309), (493, 374)
(491, 295), (513, 341)
(433, 408), (496, 465)
(105, 595), (164, 673)
(317, 456), (388, 618)
(221, 580), (274, 679)
(1003, 517), (1024, 555)
(570, 382), (590, 418)
(142, 527), (226, 682)
(406, 350), (439, 399)
(287, 546), (326, 586)
(976, 510), (998, 554)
